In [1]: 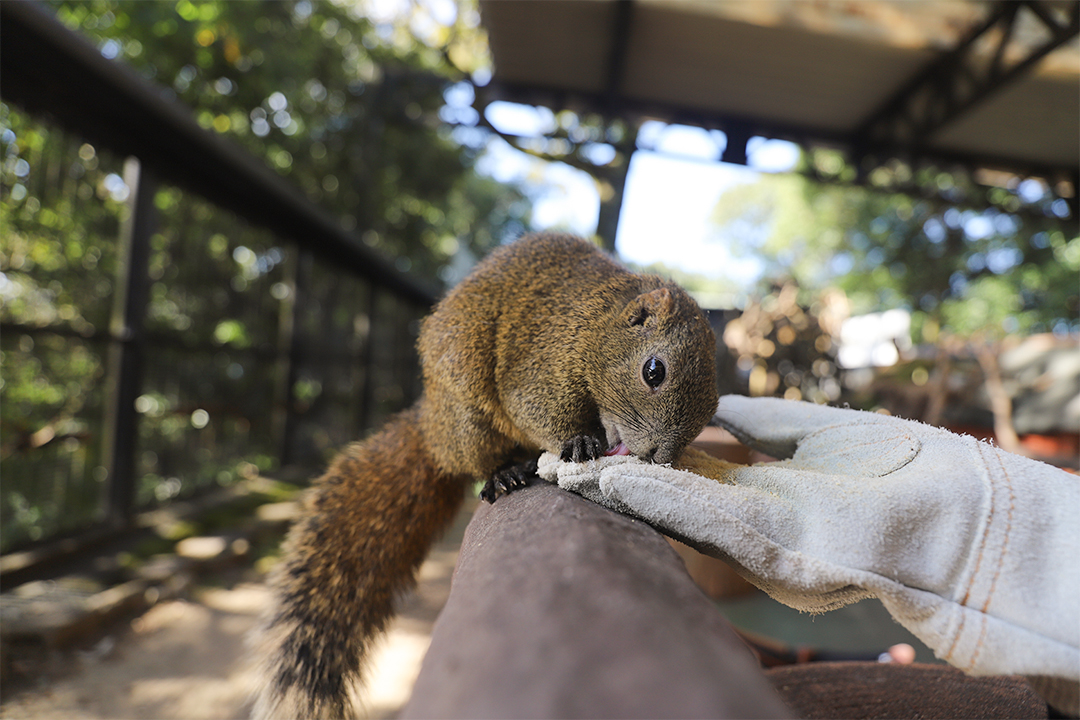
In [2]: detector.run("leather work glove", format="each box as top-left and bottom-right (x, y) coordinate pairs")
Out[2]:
(537, 395), (1079, 712)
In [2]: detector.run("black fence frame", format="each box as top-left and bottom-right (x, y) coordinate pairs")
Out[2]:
(0, 1), (436, 566)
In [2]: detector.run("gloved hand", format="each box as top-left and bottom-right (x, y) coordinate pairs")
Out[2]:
(538, 395), (1079, 709)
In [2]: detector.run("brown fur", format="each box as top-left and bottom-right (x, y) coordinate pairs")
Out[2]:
(252, 233), (719, 718)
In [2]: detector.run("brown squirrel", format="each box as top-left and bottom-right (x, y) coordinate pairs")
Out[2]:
(252, 232), (719, 719)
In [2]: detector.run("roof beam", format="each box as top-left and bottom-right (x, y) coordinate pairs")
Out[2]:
(853, 0), (1080, 165)
(478, 78), (1076, 226)
(479, 78), (1075, 180)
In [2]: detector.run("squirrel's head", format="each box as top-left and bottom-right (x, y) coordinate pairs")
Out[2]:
(591, 283), (719, 465)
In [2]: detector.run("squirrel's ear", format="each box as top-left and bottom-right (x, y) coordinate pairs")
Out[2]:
(622, 287), (674, 328)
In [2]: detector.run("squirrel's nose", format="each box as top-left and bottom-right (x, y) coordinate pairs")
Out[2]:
(641, 446), (658, 463)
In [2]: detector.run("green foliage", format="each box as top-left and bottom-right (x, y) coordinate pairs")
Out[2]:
(711, 153), (1078, 341)
(1, 0), (533, 551)
(45, 0), (528, 278)
(1, 104), (123, 335)
(1, 106), (124, 549)
(939, 275), (1021, 338)
(711, 173), (850, 292)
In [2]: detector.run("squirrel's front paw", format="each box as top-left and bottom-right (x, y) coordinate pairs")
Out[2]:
(480, 459), (539, 503)
(559, 435), (604, 463)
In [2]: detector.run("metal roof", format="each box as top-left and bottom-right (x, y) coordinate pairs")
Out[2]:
(479, 0), (1079, 182)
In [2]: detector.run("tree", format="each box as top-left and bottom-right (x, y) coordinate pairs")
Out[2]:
(44, 0), (529, 278)
(476, 104), (637, 252)
(711, 151), (1078, 339)
(710, 152), (1078, 441)
(1, 0), (534, 550)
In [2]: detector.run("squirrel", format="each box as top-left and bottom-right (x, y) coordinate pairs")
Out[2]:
(251, 232), (719, 719)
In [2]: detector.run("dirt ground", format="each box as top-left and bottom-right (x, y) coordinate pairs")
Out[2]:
(0, 509), (469, 720)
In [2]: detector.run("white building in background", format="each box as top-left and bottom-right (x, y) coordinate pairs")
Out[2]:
(838, 309), (912, 369)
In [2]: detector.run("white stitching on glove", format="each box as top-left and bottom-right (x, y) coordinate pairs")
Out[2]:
(538, 395), (1080, 701)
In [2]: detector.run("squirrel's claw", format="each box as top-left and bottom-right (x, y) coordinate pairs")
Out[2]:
(480, 458), (539, 503)
(560, 435), (604, 463)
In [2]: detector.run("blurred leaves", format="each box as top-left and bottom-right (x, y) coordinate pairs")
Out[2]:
(711, 154), (1078, 341)
(1, 108), (123, 336)
(0, 0), (533, 550)
(721, 282), (846, 403)
(44, 0), (528, 279)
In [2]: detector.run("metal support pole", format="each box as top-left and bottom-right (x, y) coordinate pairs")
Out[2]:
(594, 125), (637, 254)
(722, 124), (751, 166)
(357, 281), (379, 434)
(853, 0), (1080, 160)
(275, 248), (307, 468)
(100, 157), (156, 527)
(1069, 172), (1079, 223)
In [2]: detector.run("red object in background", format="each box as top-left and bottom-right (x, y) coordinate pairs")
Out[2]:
(948, 424), (1079, 473)
(1021, 432), (1080, 459)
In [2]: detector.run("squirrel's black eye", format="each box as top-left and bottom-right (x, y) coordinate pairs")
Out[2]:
(642, 356), (666, 388)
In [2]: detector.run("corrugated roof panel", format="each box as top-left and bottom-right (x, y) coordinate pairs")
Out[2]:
(479, 0), (1079, 174)
(930, 72), (1080, 168)
(622, 6), (935, 132)
(482, 0), (615, 94)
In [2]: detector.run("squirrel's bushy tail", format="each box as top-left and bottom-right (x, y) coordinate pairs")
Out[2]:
(251, 404), (467, 720)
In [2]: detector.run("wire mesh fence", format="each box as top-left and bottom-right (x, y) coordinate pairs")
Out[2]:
(1, 104), (428, 555)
